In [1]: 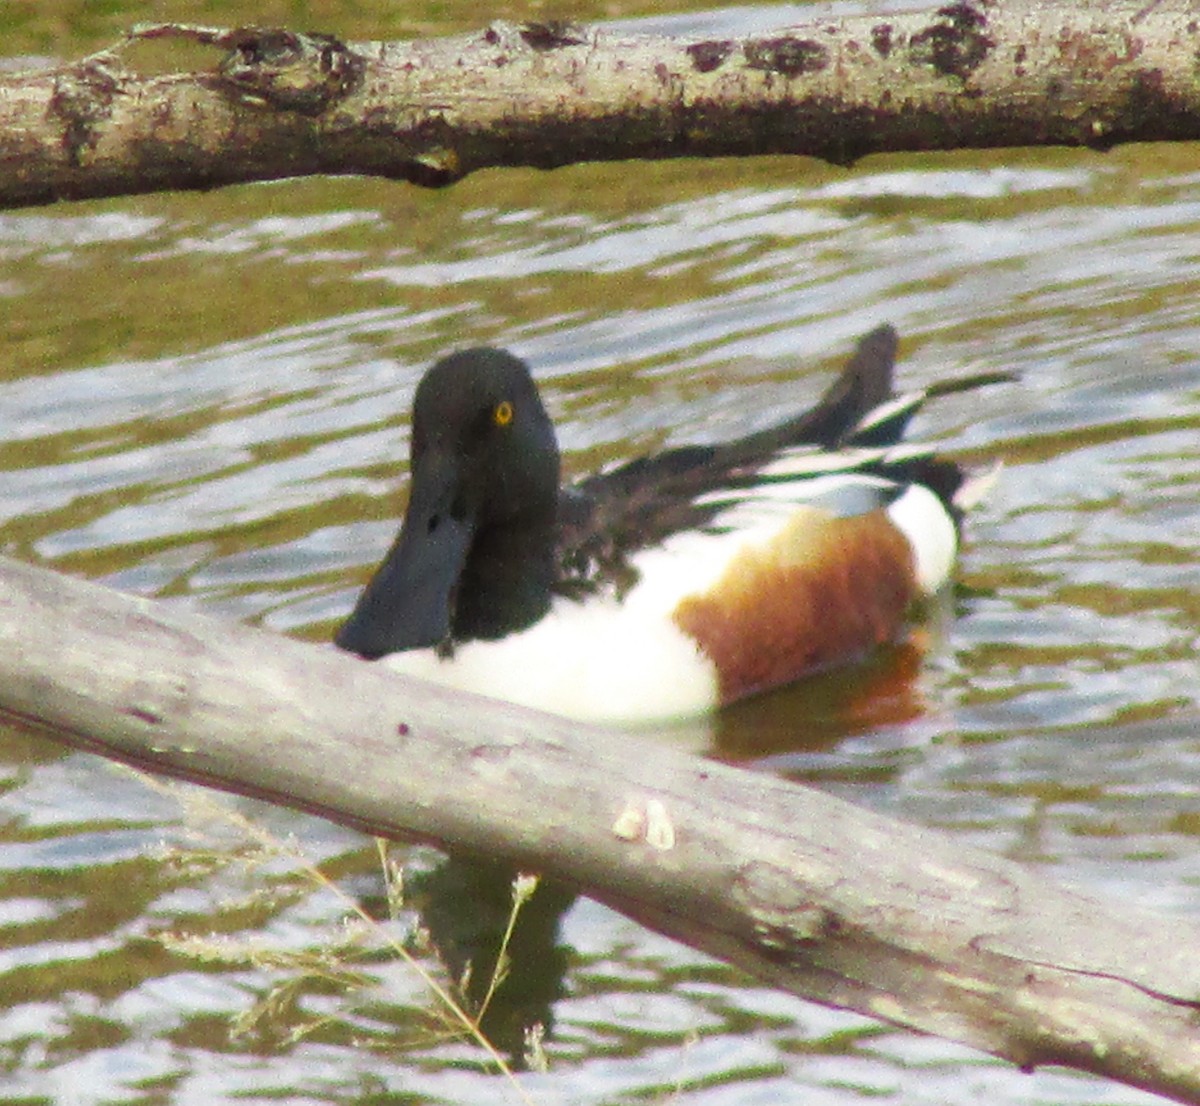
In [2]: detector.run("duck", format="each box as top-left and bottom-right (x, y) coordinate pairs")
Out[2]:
(335, 325), (1006, 726)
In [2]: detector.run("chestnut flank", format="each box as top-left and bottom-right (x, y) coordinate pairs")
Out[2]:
(672, 507), (917, 703)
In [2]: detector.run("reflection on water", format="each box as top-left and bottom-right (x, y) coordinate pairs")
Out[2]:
(2, 16), (1200, 1103)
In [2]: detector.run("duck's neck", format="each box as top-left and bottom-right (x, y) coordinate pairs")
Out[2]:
(451, 519), (558, 642)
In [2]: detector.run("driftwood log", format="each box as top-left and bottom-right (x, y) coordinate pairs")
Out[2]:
(1, 0), (1199, 207)
(0, 553), (1197, 1102)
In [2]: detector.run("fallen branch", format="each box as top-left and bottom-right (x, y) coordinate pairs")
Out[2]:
(0, 552), (1198, 1101)
(1, 1), (1199, 207)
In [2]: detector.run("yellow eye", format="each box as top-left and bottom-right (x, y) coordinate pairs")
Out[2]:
(493, 400), (514, 427)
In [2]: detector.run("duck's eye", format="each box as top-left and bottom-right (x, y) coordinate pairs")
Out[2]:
(493, 400), (514, 427)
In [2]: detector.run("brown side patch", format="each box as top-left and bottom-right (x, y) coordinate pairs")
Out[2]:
(672, 507), (917, 705)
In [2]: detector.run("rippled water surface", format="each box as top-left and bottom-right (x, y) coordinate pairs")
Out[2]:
(2, 2), (1200, 1103)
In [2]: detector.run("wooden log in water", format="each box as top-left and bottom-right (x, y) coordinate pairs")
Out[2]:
(0, 1), (1199, 206)
(0, 552), (1197, 1102)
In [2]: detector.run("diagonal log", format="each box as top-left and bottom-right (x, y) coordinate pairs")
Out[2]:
(1, 1), (1200, 207)
(0, 552), (1198, 1101)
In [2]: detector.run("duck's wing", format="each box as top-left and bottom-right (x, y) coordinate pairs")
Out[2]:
(555, 325), (1010, 592)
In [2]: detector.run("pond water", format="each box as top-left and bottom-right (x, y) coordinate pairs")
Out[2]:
(1, 2), (1199, 1103)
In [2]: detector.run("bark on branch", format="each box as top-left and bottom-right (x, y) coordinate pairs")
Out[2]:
(2, 0), (1199, 207)
(0, 553), (1199, 1101)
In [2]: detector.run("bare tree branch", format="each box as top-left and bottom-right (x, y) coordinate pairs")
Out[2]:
(2, 1), (1199, 208)
(0, 552), (1198, 1101)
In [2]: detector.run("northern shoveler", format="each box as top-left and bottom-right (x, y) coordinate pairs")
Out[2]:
(335, 326), (1006, 726)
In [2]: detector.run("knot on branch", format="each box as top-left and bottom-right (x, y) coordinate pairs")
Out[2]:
(218, 28), (364, 114)
(518, 21), (590, 51)
(686, 40), (736, 74)
(908, 2), (995, 81)
(752, 903), (843, 962)
(743, 36), (830, 78)
(51, 54), (127, 166)
(732, 860), (842, 961)
(478, 20), (591, 59)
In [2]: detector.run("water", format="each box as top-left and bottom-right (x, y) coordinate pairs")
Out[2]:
(1, 4), (1199, 1103)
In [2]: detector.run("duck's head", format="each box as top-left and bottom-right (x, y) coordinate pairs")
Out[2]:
(336, 348), (560, 658)
(409, 347), (560, 530)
